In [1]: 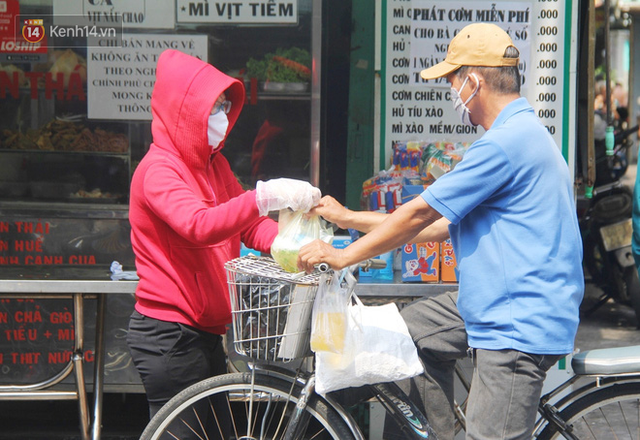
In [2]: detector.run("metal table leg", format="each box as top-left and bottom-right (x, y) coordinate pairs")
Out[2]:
(92, 293), (106, 440)
(73, 293), (90, 440)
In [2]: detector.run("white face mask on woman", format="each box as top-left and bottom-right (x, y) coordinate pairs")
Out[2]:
(450, 73), (479, 126)
(207, 111), (229, 153)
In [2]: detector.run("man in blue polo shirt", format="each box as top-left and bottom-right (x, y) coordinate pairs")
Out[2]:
(298, 23), (583, 439)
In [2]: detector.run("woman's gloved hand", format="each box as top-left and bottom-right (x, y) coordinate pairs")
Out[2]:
(256, 178), (321, 216)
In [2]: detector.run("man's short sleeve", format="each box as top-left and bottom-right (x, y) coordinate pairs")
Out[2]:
(421, 140), (513, 224)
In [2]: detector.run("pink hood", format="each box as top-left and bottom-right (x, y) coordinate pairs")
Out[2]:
(151, 49), (245, 169)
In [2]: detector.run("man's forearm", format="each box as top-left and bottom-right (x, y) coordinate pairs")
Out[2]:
(411, 217), (451, 243)
(346, 206), (450, 243)
(341, 197), (441, 266)
(341, 209), (388, 233)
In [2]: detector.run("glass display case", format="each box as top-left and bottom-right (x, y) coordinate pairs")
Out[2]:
(0, 0), (320, 392)
(0, 0), (319, 253)
(0, 0), (318, 206)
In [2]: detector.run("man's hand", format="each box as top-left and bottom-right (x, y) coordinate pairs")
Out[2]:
(307, 196), (351, 229)
(297, 239), (346, 273)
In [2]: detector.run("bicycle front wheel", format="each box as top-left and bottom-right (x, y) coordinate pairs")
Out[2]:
(139, 371), (356, 440)
(537, 382), (640, 439)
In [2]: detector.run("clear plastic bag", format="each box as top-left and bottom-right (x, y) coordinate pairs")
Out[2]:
(309, 269), (355, 354)
(271, 209), (333, 273)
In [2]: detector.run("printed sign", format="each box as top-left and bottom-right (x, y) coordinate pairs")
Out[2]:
(382, 0), (573, 166)
(87, 34), (208, 120)
(177, 0), (298, 24)
(0, 216), (137, 387)
(53, 0), (175, 30)
(409, 2), (532, 88)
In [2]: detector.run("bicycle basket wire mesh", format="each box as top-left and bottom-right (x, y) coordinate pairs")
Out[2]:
(225, 255), (323, 361)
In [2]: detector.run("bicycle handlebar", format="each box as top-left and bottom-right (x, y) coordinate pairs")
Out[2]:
(317, 258), (387, 273)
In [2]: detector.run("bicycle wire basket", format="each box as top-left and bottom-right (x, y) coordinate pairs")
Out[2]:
(225, 255), (324, 362)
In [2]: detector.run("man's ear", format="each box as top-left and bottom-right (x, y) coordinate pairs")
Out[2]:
(469, 72), (481, 90)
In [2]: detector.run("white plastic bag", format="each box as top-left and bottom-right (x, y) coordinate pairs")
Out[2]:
(315, 294), (424, 395)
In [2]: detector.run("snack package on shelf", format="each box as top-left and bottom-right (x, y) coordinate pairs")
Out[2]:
(357, 169), (403, 280)
(421, 142), (468, 182)
(356, 139), (469, 283)
(365, 139), (469, 283)
(391, 141), (424, 174)
(358, 249), (394, 281)
(400, 182), (441, 283)
(440, 239), (458, 282)
(401, 242), (440, 282)
(360, 169), (403, 213)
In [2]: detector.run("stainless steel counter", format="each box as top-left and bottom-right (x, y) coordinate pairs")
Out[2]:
(0, 278), (137, 440)
(0, 277), (455, 297)
(0, 279), (137, 294)
(356, 273), (458, 298)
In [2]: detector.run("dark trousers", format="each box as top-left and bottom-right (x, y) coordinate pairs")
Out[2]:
(126, 310), (227, 419)
(391, 292), (561, 440)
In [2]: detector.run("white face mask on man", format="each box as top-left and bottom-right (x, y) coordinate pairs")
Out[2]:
(450, 73), (479, 126)
(207, 111), (229, 153)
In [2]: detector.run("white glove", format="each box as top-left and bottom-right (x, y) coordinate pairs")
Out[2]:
(256, 178), (321, 216)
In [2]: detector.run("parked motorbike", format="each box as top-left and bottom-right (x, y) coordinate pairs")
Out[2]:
(578, 124), (640, 321)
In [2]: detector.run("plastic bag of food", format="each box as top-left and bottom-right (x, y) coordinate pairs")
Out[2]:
(271, 210), (333, 273)
(309, 269), (354, 353)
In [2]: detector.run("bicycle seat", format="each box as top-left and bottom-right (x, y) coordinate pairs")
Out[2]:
(571, 345), (640, 375)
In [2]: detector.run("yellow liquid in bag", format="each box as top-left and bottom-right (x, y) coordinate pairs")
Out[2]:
(310, 312), (347, 353)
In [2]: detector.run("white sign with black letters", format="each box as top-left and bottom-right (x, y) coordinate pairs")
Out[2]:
(87, 34), (207, 120)
(53, 0), (175, 29)
(176, 0), (298, 24)
(409, 2), (532, 88)
(383, 0), (569, 162)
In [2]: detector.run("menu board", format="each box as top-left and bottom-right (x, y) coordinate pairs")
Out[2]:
(0, 214), (139, 387)
(382, 0), (576, 167)
(0, 217), (133, 268)
(0, 294), (140, 387)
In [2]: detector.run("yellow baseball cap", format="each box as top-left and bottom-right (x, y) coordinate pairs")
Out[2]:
(420, 23), (519, 80)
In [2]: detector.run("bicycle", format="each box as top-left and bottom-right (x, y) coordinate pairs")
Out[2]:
(140, 254), (640, 440)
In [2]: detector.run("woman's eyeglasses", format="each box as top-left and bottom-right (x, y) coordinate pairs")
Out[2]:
(212, 100), (232, 115)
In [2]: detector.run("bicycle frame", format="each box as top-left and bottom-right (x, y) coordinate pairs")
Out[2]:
(533, 372), (640, 437)
(253, 356), (640, 440)
(221, 256), (640, 440)
(369, 382), (435, 439)
(247, 362), (367, 440)
(249, 361), (435, 440)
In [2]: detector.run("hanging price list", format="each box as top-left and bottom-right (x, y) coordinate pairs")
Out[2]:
(383, 0), (573, 164)
(530, 0), (564, 139)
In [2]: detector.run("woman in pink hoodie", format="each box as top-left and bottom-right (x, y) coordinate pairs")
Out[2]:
(127, 49), (320, 423)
